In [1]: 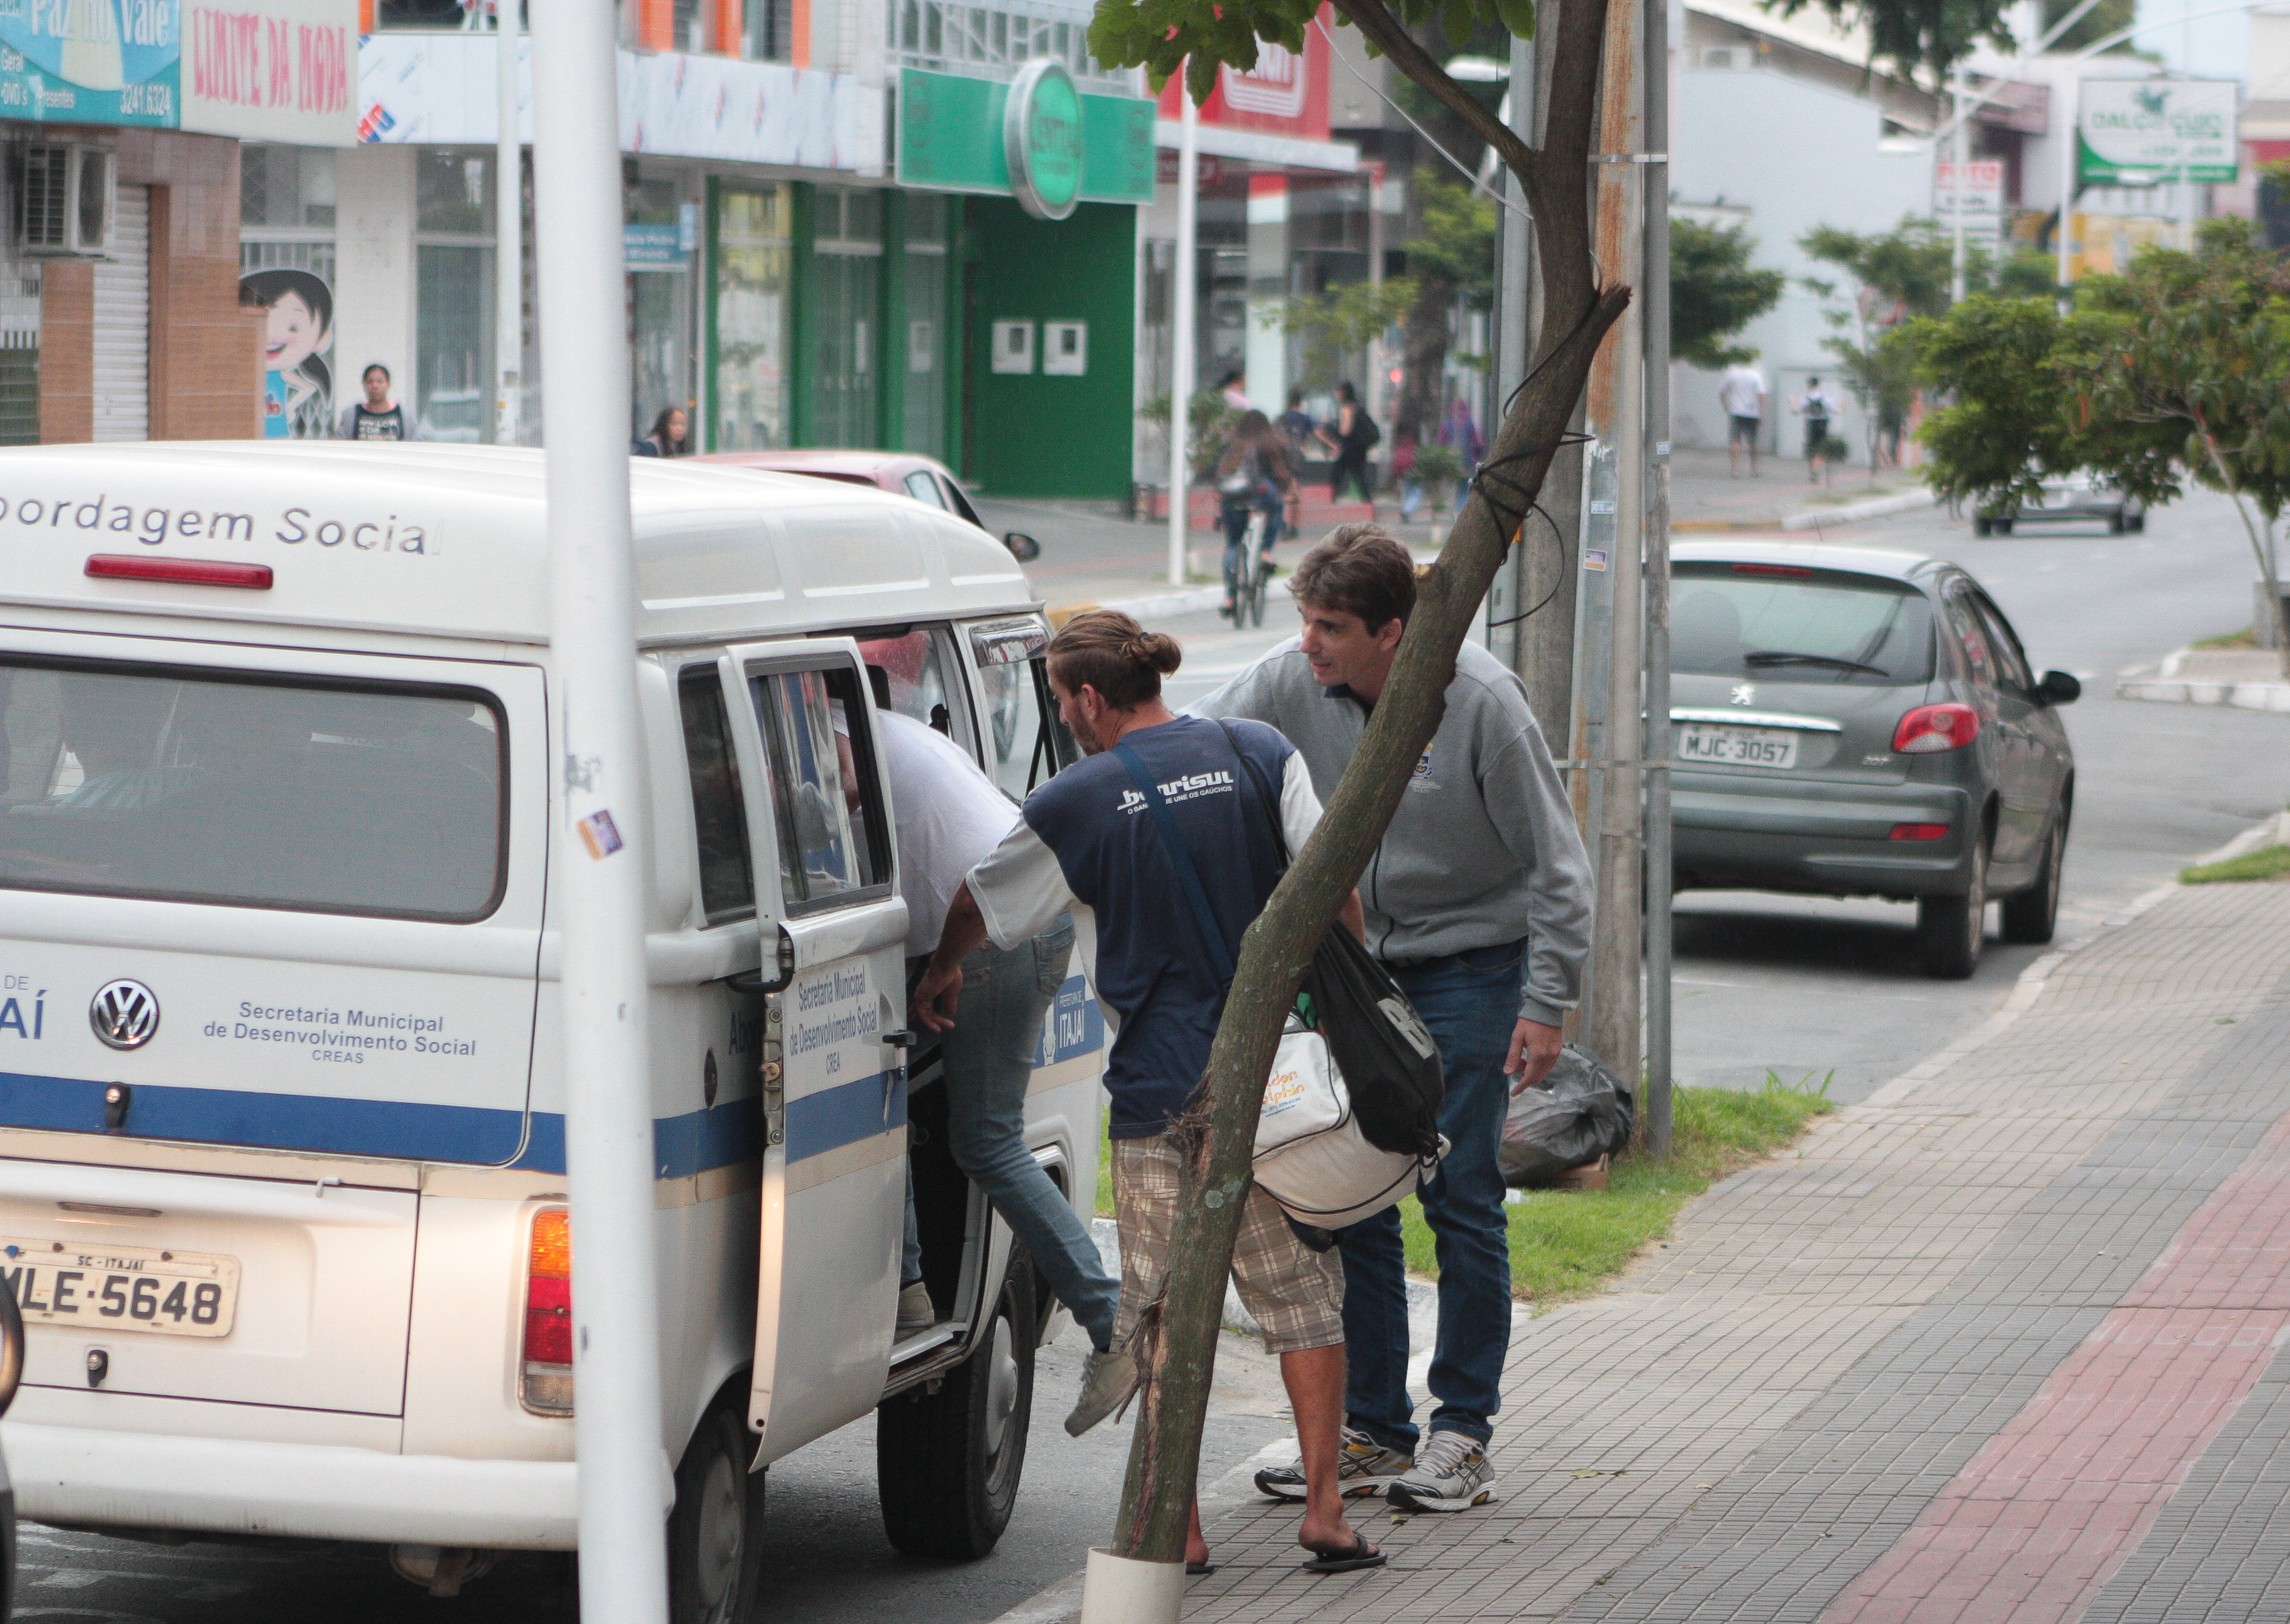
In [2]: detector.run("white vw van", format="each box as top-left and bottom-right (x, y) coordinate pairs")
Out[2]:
(0, 442), (1105, 1618)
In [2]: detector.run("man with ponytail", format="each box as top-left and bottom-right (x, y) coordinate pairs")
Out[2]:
(912, 610), (1383, 1576)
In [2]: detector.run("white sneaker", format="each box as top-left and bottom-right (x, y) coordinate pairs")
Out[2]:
(895, 1280), (935, 1338)
(1384, 1430), (1496, 1511)
(1253, 1426), (1413, 1501)
(1065, 1347), (1141, 1437)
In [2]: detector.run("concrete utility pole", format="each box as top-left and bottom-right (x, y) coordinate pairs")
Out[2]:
(1640, 0), (1674, 1156)
(1573, 0), (1645, 1081)
(530, 0), (674, 1617)
(1488, 31), (1537, 667)
(1949, 60), (1969, 304)
(1168, 76), (1198, 587)
(495, 0), (521, 446)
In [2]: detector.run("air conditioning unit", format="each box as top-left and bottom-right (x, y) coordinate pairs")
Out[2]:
(14, 144), (112, 257)
(1700, 46), (1748, 70)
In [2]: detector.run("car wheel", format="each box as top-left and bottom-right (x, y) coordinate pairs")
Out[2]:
(876, 1258), (1035, 1560)
(2107, 510), (2126, 535)
(668, 1398), (767, 1624)
(2130, 513), (2146, 533)
(2001, 815), (2066, 945)
(1995, 519), (2014, 535)
(1974, 518), (1992, 537)
(1916, 837), (1987, 980)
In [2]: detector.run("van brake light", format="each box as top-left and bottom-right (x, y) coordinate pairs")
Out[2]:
(86, 554), (273, 589)
(1892, 703), (1979, 753)
(521, 1208), (573, 1415)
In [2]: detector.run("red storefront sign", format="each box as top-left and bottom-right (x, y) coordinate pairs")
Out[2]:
(1154, 2), (1331, 143)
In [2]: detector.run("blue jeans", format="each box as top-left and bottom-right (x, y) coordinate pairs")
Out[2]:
(1337, 939), (1523, 1450)
(903, 920), (1120, 1350)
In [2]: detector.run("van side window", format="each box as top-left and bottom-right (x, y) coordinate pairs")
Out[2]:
(677, 671), (754, 924)
(752, 665), (890, 910)
(968, 618), (1079, 801)
(857, 627), (970, 754)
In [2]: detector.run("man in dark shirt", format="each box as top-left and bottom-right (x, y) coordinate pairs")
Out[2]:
(335, 364), (411, 441)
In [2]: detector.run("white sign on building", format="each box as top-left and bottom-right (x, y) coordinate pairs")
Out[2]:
(2078, 78), (2239, 185)
(1934, 159), (2004, 257)
(181, 0), (359, 145)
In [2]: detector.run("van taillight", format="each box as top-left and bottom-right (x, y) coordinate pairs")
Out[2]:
(521, 1208), (573, 1415)
(1892, 703), (1979, 754)
(86, 553), (273, 589)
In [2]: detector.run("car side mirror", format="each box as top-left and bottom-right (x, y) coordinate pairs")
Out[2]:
(1003, 532), (1041, 562)
(2037, 669), (2081, 706)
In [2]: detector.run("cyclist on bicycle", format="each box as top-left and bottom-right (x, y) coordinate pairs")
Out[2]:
(1214, 410), (1301, 616)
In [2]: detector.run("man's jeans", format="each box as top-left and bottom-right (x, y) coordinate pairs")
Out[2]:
(1337, 939), (1522, 1451)
(903, 921), (1120, 1351)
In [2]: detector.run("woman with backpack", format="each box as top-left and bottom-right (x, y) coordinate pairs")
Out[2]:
(1214, 409), (1302, 615)
(1316, 381), (1380, 503)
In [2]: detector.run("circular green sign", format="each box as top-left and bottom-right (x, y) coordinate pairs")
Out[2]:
(1006, 58), (1083, 221)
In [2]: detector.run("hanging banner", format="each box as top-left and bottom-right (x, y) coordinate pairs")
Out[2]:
(898, 67), (1154, 204)
(0, 0), (179, 127)
(182, 0), (356, 144)
(2077, 78), (2239, 186)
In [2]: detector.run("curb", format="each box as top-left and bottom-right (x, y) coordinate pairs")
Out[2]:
(1777, 486), (1938, 532)
(2117, 676), (2290, 713)
(1049, 585), (1226, 627)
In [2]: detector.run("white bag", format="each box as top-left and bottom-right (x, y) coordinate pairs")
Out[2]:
(1253, 1017), (1443, 1229)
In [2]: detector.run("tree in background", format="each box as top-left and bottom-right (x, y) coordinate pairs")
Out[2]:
(1799, 217), (1955, 478)
(1280, 278), (1420, 393)
(1910, 220), (2290, 671)
(1670, 218), (1785, 369)
(1391, 170), (1497, 448)
(2041, 0), (2135, 54)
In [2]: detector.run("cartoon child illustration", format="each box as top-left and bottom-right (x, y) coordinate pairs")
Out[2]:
(239, 268), (335, 440)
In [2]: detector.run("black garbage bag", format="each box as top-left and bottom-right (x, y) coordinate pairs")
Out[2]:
(1500, 1044), (1635, 1188)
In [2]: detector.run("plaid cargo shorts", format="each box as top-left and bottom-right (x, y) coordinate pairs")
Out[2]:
(1110, 1133), (1345, 1356)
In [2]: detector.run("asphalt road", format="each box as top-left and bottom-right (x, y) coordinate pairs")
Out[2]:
(18, 490), (2284, 1622)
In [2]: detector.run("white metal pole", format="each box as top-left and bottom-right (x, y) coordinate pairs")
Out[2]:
(1168, 71), (1197, 587)
(1950, 60), (1968, 303)
(530, 2), (674, 1619)
(2056, 73), (2077, 306)
(496, 0), (522, 446)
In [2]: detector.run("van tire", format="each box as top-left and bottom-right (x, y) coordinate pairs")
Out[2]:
(668, 1398), (767, 1624)
(876, 1260), (1035, 1560)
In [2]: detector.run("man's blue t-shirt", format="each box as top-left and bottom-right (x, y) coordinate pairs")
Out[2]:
(967, 714), (1310, 1138)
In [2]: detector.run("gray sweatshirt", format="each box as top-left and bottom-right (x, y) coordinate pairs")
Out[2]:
(1190, 637), (1592, 1027)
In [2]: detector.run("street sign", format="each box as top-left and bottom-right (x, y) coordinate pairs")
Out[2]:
(2078, 78), (2239, 186)
(1006, 57), (1083, 221)
(1935, 159), (2004, 255)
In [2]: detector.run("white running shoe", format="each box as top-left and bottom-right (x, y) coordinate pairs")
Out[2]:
(1384, 1430), (1497, 1511)
(895, 1280), (935, 1338)
(1065, 1347), (1141, 1437)
(1253, 1426), (1414, 1501)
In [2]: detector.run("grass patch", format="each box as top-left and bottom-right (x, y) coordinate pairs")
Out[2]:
(2182, 844), (2290, 885)
(1401, 1074), (1838, 1304)
(2192, 627), (2258, 650)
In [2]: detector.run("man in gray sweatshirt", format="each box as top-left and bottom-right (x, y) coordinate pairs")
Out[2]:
(1192, 524), (1592, 1513)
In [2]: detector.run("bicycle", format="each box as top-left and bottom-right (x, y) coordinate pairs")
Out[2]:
(1222, 506), (1271, 628)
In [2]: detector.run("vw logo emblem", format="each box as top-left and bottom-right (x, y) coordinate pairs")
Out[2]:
(90, 980), (159, 1051)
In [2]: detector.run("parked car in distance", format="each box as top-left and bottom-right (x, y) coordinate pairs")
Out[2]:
(1668, 538), (2080, 979)
(1975, 472), (2145, 536)
(697, 450), (1041, 561)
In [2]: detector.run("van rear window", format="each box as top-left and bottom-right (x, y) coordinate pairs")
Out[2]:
(0, 658), (505, 921)
(1671, 565), (1936, 686)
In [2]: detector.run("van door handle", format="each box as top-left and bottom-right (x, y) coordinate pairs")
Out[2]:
(882, 1030), (915, 1049)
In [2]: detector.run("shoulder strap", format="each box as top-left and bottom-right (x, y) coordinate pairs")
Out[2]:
(1109, 740), (1235, 984)
(1217, 720), (1291, 868)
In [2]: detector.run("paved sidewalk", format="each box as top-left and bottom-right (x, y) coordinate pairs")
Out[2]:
(1162, 875), (2290, 1623)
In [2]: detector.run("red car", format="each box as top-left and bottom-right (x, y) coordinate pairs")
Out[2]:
(694, 450), (1040, 561)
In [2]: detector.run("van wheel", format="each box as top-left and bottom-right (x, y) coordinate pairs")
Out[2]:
(1995, 519), (2014, 535)
(876, 1261), (1035, 1560)
(1973, 517), (1992, 537)
(1916, 838), (1987, 980)
(2107, 509), (2127, 535)
(2001, 817), (2066, 945)
(668, 1399), (766, 1624)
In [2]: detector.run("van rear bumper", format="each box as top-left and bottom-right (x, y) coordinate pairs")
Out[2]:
(3, 1420), (580, 1548)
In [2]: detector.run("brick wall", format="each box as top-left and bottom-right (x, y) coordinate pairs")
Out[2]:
(36, 258), (94, 443)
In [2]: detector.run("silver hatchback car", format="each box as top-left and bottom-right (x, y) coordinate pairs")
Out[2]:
(1668, 539), (2079, 978)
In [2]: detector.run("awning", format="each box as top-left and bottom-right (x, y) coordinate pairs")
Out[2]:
(1154, 119), (1358, 173)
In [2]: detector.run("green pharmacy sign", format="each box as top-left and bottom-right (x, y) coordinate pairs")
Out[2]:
(898, 64), (1154, 210)
(0, 0), (179, 127)
(2077, 78), (2238, 187)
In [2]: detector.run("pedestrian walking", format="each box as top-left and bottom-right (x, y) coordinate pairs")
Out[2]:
(1217, 368), (1254, 413)
(1279, 388), (1317, 458)
(1793, 377), (1839, 486)
(1317, 383), (1379, 504)
(1192, 526), (1594, 1514)
(862, 676), (1122, 1362)
(633, 405), (689, 457)
(1718, 359), (1766, 477)
(335, 363), (412, 441)
(914, 610), (1384, 1574)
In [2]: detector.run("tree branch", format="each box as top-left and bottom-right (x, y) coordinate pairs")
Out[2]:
(1329, 0), (1539, 185)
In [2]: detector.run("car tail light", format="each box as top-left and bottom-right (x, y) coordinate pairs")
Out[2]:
(86, 554), (273, 589)
(1890, 823), (1950, 841)
(1892, 703), (1979, 753)
(521, 1208), (573, 1415)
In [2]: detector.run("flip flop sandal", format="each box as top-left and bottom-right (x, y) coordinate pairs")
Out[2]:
(1299, 1538), (1387, 1574)
(1187, 1562), (1218, 1576)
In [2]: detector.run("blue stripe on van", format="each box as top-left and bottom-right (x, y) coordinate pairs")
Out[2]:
(0, 1069), (903, 1178)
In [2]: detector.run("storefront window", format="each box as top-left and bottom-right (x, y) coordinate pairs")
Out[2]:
(415, 149), (497, 443)
(902, 192), (949, 460)
(715, 184), (791, 451)
(811, 186), (881, 449)
(242, 147), (337, 230)
(628, 175), (695, 444)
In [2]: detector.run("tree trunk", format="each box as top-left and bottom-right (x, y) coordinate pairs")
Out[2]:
(1395, 271), (1457, 449)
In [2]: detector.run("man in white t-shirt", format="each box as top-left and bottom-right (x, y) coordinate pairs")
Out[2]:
(1718, 360), (1768, 477)
(868, 688), (1120, 1360)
